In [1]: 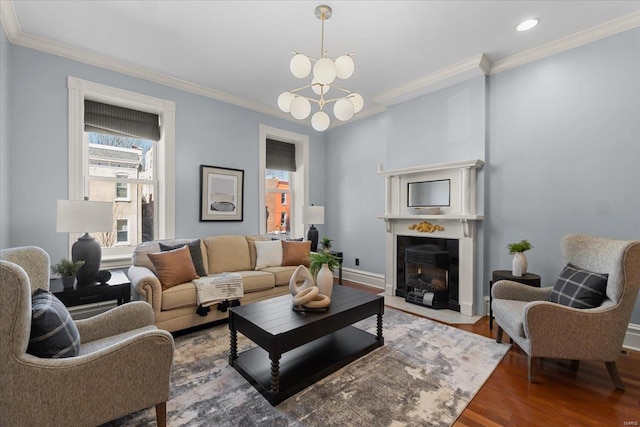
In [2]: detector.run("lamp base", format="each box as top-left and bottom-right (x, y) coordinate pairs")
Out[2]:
(306, 225), (319, 252)
(72, 233), (101, 286)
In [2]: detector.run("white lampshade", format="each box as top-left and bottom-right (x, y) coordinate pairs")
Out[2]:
(335, 55), (355, 79)
(57, 199), (113, 233)
(311, 78), (329, 96)
(300, 205), (324, 225)
(349, 93), (364, 113)
(277, 92), (295, 112)
(290, 96), (311, 119)
(290, 53), (311, 78)
(311, 111), (330, 131)
(333, 97), (355, 121)
(313, 57), (336, 85)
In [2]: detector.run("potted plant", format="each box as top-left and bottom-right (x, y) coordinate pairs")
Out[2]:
(309, 251), (340, 298)
(320, 237), (332, 253)
(52, 258), (85, 289)
(507, 239), (533, 277)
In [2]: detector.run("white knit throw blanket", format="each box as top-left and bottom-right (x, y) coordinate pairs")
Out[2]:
(192, 273), (244, 307)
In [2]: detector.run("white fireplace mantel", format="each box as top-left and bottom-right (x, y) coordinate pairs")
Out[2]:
(377, 159), (484, 316)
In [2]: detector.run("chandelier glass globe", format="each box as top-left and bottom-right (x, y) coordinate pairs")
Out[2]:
(333, 97), (355, 121)
(313, 58), (337, 85)
(349, 93), (364, 113)
(335, 55), (355, 80)
(290, 54), (311, 78)
(311, 111), (330, 131)
(290, 96), (311, 119)
(311, 78), (329, 96)
(277, 92), (296, 113)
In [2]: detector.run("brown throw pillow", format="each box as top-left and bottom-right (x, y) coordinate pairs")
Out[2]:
(147, 245), (199, 290)
(282, 241), (311, 267)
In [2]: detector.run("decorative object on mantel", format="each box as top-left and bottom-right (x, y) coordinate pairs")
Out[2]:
(277, 4), (364, 131)
(408, 221), (445, 233)
(508, 239), (533, 277)
(289, 265), (331, 311)
(409, 207), (441, 215)
(52, 258), (85, 289)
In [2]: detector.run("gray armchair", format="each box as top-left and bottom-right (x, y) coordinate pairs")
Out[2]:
(0, 246), (175, 426)
(492, 234), (640, 389)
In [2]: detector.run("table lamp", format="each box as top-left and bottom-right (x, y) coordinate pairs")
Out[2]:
(301, 205), (324, 252)
(57, 198), (113, 286)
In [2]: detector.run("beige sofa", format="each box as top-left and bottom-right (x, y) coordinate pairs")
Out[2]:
(128, 235), (302, 332)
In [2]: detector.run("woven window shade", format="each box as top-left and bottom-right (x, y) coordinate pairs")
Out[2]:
(266, 139), (296, 172)
(84, 100), (161, 141)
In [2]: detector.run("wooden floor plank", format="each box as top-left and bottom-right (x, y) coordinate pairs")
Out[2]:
(340, 280), (640, 425)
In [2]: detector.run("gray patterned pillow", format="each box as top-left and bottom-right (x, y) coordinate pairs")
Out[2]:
(28, 289), (80, 358)
(548, 264), (608, 309)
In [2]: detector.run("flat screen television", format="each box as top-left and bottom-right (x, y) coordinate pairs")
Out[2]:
(407, 179), (450, 207)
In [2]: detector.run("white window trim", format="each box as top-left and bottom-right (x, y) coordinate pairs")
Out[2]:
(115, 181), (131, 202)
(115, 218), (130, 245)
(67, 76), (175, 266)
(259, 124), (309, 238)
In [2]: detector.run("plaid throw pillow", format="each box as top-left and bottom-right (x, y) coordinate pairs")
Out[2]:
(548, 264), (608, 309)
(28, 289), (80, 358)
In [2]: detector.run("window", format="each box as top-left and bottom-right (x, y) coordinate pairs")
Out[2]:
(259, 125), (309, 240)
(116, 219), (129, 244)
(68, 77), (175, 268)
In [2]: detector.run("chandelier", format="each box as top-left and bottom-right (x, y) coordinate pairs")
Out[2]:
(277, 5), (364, 132)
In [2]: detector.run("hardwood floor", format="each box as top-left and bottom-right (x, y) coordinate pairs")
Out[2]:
(342, 280), (640, 426)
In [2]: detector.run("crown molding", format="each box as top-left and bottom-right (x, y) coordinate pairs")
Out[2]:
(490, 11), (640, 75)
(0, 0), (21, 42)
(373, 54), (491, 107)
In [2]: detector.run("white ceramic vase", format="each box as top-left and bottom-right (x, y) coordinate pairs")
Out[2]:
(316, 263), (334, 298)
(512, 252), (528, 277)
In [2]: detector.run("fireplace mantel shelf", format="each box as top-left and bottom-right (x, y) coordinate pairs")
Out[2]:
(378, 214), (484, 221)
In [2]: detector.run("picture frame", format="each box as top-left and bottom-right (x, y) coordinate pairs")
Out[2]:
(200, 165), (244, 221)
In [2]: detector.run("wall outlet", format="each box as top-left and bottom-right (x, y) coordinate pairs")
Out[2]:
(355, 258), (360, 266)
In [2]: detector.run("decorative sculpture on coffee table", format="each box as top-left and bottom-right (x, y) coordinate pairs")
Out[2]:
(289, 265), (331, 311)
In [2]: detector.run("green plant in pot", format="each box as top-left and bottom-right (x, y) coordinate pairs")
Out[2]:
(320, 237), (332, 253)
(507, 239), (532, 277)
(52, 258), (85, 289)
(309, 251), (340, 298)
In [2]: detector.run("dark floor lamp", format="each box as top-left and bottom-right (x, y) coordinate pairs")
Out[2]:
(301, 205), (324, 252)
(57, 198), (113, 286)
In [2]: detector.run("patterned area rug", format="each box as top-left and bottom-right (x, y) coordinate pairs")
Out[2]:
(108, 308), (509, 427)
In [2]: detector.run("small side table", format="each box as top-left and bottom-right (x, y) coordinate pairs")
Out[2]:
(489, 270), (541, 330)
(51, 270), (131, 308)
(329, 251), (343, 285)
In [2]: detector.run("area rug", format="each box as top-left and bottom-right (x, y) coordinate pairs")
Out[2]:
(107, 308), (510, 427)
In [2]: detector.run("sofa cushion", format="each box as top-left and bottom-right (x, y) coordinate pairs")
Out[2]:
(255, 240), (283, 270)
(548, 264), (608, 309)
(261, 266), (298, 286)
(160, 239), (207, 277)
(281, 241), (311, 267)
(132, 238), (203, 272)
(148, 245), (199, 290)
(246, 235), (270, 269)
(236, 270), (276, 292)
(205, 235), (252, 273)
(28, 289), (80, 358)
(161, 282), (197, 311)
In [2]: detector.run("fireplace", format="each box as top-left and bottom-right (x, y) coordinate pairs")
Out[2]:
(397, 237), (460, 311)
(377, 159), (483, 316)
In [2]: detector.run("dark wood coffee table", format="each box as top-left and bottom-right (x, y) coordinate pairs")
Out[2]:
(229, 285), (384, 405)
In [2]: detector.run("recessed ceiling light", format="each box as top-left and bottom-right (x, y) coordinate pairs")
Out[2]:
(517, 18), (539, 32)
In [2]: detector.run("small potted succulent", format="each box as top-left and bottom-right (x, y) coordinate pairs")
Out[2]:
(320, 237), (333, 253)
(507, 240), (533, 277)
(52, 258), (85, 289)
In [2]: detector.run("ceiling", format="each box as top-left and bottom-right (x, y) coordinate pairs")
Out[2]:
(3, 1), (640, 127)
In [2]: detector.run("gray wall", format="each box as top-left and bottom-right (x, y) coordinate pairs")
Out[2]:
(0, 20), (9, 248)
(5, 44), (327, 263)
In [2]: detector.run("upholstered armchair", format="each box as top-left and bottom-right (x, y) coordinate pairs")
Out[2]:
(0, 246), (175, 426)
(492, 234), (640, 389)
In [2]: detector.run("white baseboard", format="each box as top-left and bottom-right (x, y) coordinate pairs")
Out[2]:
(624, 323), (640, 352)
(339, 267), (385, 290)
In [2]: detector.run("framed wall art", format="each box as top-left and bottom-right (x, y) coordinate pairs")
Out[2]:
(200, 165), (244, 221)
